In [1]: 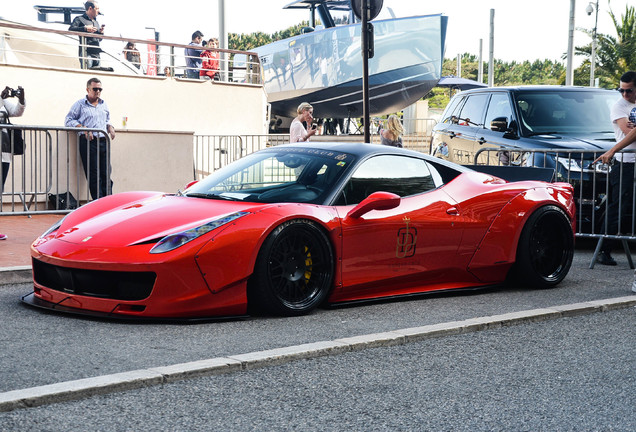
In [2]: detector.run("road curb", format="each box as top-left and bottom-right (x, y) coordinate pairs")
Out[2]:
(1, 296), (635, 412)
(0, 267), (31, 285)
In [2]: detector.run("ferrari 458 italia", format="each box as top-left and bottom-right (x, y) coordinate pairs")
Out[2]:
(25, 143), (575, 320)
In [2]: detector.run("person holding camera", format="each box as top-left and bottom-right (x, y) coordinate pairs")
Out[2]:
(290, 102), (317, 143)
(69, 1), (105, 69)
(1, 86), (26, 241)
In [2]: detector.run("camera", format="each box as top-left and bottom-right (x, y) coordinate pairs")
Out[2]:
(7, 87), (21, 98)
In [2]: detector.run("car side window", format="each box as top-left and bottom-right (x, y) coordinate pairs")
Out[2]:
(441, 96), (464, 124)
(456, 94), (489, 127)
(335, 155), (437, 205)
(485, 93), (514, 130)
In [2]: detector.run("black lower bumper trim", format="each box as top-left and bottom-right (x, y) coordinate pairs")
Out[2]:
(20, 292), (248, 323)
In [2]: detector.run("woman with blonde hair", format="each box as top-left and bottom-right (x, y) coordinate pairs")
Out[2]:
(380, 114), (403, 147)
(290, 102), (317, 143)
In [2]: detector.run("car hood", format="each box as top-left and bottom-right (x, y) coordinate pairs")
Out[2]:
(52, 194), (262, 247)
(524, 132), (615, 151)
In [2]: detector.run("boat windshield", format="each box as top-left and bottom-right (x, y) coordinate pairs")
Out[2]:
(514, 90), (620, 136)
(185, 147), (355, 204)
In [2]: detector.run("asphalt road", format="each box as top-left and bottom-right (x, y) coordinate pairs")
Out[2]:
(1, 306), (635, 431)
(0, 246), (635, 429)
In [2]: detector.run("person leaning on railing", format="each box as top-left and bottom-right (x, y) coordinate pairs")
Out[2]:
(64, 77), (115, 201)
(185, 30), (204, 79)
(68, 1), (105, 69)
(0, 85), (26, 241)
(593, 71), (636, 266)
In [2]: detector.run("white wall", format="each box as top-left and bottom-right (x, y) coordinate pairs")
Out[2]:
(0, 65), (268, 135)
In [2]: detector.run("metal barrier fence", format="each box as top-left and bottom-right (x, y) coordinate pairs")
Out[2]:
(472, 147), (635, 268)
(193, 134), (288, 180)
(193, 129), (435, 179)
(0, 21), (261, 84)
(1, 125), (110, 215)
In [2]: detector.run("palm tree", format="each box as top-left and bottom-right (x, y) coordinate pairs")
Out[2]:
(576, 5), (636, 87)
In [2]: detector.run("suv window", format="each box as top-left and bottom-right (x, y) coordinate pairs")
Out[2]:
(441, 95), (464, 124)
(335, 155), (438, 205)
(457, 94), (489, 127)
(485, 93), (514, 131)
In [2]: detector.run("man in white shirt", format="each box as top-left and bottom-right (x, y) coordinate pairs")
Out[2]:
(596, 71), (636, 265)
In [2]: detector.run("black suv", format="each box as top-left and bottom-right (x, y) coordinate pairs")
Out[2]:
(431, 85), (620, 230)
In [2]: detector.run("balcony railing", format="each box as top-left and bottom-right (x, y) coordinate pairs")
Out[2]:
(0, 21), (261, 84)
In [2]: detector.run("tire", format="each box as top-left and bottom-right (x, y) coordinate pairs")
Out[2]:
(249, 219), (334, 316)
(512, 205), (574, 289)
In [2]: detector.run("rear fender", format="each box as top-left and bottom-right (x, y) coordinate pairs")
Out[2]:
(467, 186), (574, 282)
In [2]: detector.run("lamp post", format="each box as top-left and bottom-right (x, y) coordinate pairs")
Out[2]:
(586, 1), (599, 87)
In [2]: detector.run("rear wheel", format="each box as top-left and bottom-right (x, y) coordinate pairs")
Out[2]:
(512, 205), (574, 288)
(249, 219), (334, 316)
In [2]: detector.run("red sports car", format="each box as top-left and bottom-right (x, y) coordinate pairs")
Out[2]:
(24, 143), (575, 320)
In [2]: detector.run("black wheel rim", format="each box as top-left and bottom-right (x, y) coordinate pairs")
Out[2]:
(528, 213), (572, 281)
(266, 226), (332, 310)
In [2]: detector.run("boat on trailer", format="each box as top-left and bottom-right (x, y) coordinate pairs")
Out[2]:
(253, 0), (448, 118)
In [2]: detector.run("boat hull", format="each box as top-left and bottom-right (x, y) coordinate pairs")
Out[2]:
(255, 14), (448, 118)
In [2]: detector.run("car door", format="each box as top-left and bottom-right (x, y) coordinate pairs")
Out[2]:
(474, 92), (519, 165)
(431, 95), (463, 160)
(333, 155), (465, 299)
(441, 93), (490, 166)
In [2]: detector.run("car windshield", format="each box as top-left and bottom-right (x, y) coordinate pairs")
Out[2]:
(514, 90), (619, 136)
(186, 147), (355, 204)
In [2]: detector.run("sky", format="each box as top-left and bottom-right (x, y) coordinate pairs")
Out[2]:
(3, 0), (633, 65)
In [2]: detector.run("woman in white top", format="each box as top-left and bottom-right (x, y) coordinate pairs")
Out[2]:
(290, 102), (317, 143)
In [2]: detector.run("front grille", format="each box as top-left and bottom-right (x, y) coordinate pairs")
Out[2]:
(33, 259), (156, 301)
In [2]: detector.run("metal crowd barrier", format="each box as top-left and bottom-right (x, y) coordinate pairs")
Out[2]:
(192, 128), (437, 180)
(472, 147), (636, 268)
(1, 125), (110, 215)
(193, 134), (288, 179)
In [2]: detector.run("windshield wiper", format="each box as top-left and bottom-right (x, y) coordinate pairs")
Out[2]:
(185, 192), (236, 200)
(526, 131), (562, 137)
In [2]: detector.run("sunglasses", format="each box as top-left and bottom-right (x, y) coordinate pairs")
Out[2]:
(92, 87), (103, 92)
(618, 88), (634, 94)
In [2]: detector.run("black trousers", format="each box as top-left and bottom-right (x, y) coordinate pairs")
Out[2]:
(1, 161), (8, 192)
(603, 162), (635, 252)
(79, 136), (112, 200)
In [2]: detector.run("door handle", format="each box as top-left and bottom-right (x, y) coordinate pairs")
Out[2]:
(446, 207), (460, 216)
(477, 137), (486, 145)
(449, 131), (456, 138)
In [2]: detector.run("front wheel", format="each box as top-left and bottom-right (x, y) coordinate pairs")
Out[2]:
(249, 219), (334, 316)
(512, 205), (574, 289)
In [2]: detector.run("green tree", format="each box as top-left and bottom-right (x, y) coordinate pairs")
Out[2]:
(575, 5), (636, 87)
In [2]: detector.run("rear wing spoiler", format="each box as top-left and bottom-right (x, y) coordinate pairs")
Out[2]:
(464, 165), (556, 183)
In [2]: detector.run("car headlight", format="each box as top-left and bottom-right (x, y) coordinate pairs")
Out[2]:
(149, 211), (249, 254)
(39, 215), (68, 238)
(556, 157), (583, 172)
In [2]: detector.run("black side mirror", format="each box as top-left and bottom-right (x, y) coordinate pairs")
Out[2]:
(490, 117), (508, 132)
